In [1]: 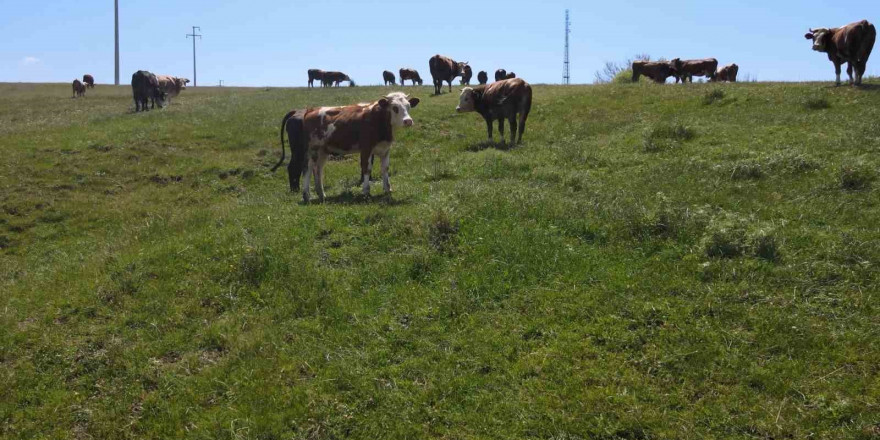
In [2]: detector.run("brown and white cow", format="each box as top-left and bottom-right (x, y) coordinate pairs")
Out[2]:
(82, 74), (95, 88)
(631, 61), (674, 83)
(429, 55), (468, 95)
(308, 69), (325, 88)
(273, 92), (420, 203)
(460, 65), (473, 85)
(456, 78), (532, 145)
(383, 70), (396, 86)
(710, 64), (739, 82)
(399, 68), (423, 86)
(477, 70), (488, 85)
(805, 20), (876, 86)
(72, 79), (86, 98)
(494, 69), (507, 81)
(670, 58), (718, 83)
(156, 75), (188, 104)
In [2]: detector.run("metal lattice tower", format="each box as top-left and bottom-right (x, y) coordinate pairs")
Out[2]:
(187, 26), (202, 87)
(563, 9), (571, 85)
(114, 0), (119, 85)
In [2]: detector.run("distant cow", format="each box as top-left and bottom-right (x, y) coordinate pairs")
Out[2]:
(308, 69), (325, 88)
(322, 71), (352, 87)
(82, 74), (95, 88)
(456, 78), (532, 145)
(72, 79), (86, 98)
(429, 55), (468, 95)
(495, 69), (507, 81)
(272, 92), (421, 203)
(131, 70), (167, 112)
(477, 71), (488, 85)
(805, 20), (876, 86)
(399, 68), (423, 86)
(506, 72), (516, 79)
(632, 61), (674, 83)
(156, 75), (188, 104)
(711, 64), (739, 82)
(383, 70), (396, 86)
(460, 65), (473, 85)
(670, 58), (718, 83)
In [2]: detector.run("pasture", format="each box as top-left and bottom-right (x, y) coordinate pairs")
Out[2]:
(1, 80), (878, 439)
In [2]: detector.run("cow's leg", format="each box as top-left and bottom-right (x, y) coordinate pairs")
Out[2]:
(314, 151), (328, 203)
(447, 80), (452, 93)
(508, 114), (518, 146)
(498, 118), (506, 145)
(517, 111), (528, 144)
(380, 151), (392, 194)
(846, 62), (855, 85)
(360, 150), (372, 196)
(485, 118), (493, 142)
(302, 154), (315, 203)
(834, 62), (842, 86)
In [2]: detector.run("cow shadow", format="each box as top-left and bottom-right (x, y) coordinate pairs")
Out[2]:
(302, 190), (413, 206)
(465, 140), (518, 152)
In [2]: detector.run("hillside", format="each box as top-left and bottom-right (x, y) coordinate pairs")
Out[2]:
(1, 81), (878, 439)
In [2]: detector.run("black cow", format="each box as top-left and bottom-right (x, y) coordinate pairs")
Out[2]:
(131, 70), (166, 112)
(477, 71), (488, 85)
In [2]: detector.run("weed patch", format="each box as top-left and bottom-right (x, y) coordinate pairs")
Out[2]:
(641, 122), (694, 152)
(838, 162), (875, 190)
(700, 212), (781, 261)
(802, 95), (831, 110)
(702, 89), (725, 105)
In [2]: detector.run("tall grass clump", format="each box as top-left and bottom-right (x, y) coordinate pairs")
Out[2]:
(700, 212), (781, 261)
(802, 95), (831, 110)
(702, 89), (725, 105)
(641, 121), (695, 152)
(838, 162), (875, 190)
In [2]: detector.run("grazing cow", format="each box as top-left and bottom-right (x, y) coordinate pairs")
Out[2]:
(710, 64), (739, 82)
(506, 72), (516, 79)
(495, 69), (507, 81)
(131, 70), (167, 112)
(477, 70), (488, 85)
(399, 68), (423, 86)
(631, 61), (674, 83)
(460, 65), (473, 85)
(82, 74), (95, 88)
(308, 69), (325, 88)
(429, 55), (468, 95)
(805, 20), (876, 86)
(322, 71), (352, 87)
(456, 78), (532, 145)
(383, 70), (396, 86)
(670, 58), (718, 83)
(156, 75), (188, 104)
(72, 79), (86, 98)
(272, 92), (421, 203)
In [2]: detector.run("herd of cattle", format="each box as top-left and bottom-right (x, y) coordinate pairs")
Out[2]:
(632, 58), (739, 84)
(71, 71), (190, 112)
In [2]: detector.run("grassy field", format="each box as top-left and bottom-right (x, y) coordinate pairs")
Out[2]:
(1, 79), (878, 439)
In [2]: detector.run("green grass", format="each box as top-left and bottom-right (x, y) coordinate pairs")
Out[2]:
(2, 80), (879, 439)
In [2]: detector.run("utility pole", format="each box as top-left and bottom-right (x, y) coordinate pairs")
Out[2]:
(563, 9), (571, 85)
(186, 26), (202, 87)
(114, 0), (119, 85)
(218, 80), (224, 87)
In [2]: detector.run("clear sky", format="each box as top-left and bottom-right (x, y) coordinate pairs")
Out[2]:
(1, 0), (877, 86)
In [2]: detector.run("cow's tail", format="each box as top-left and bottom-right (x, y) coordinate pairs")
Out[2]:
(272, 110), (298, 172)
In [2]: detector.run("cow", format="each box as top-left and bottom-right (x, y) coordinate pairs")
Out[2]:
(506, 72), (516, 79)
(131, 70), (167, 112)
(82, 74), (95, 88)
(477, 70), (488, 85)
(670, 58), (718, 83)
(805, 20), (876, 86)
(495, 69), (507, 81)
(429, 55), (468, 95)
(399, 68), (423, 86)
(72, 79), (86, 98)
(456, 78), (532, 146)
(710, 64), (739, 82)
(308, 69), (325, 88)
(631, 61), (674, 83)
(460, 65), (473, 85)
(156, 75), (188, 104)
(322, 71), (352, 87)
(272, 92), (421, 203)
(383, 70), (396, 86)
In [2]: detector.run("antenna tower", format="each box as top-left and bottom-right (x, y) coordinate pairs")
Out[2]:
(563, 9), (571, 85)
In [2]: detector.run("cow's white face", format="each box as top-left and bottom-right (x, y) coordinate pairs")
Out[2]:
(456, 88), (476, 113)
(806, 29), (830, 52)
(380, 92), (419, 128)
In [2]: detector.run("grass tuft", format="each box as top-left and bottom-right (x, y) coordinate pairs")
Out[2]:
(802, 95), (831, 110)
(702, 89), (725, 105)
(838, 162), (875, 190)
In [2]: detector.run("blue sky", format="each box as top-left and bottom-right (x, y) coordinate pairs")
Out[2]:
(1, 0), (877, 86)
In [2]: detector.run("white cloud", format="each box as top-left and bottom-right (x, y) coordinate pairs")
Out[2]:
(21, 56), (40, 66)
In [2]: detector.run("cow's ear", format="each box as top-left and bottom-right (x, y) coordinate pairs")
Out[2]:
(378, 98), (389, 107)
(409, 98), (420, 108)
(805, 33), (814, 39)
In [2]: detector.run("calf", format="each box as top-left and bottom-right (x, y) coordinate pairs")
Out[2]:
(131, 70), (167, 112)
(308, 69), (325, 88)
(383, 70), (396, 86)
(272, 92), (421, 203)
(710, 64), (739, 82)
(495, 69), (507, 81)
(72, 79), (86, 98)
(805, 20), (876, 86)
(631, 61), (674, 83)
(429, 55), (468, 95)
(460, 65), (473, 85)
(670, 58), (718, 83)
(456, 78), (532, 145)
(82, 74), (95, 88)
(477, 70), (488, 85)
(399, 68), (423, 86)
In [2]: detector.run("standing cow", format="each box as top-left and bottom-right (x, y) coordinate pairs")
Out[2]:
(272, 92), (421, 203)
(456, 78), (532, 145)
(805, 20), (876, 86)
(399, 68), (423, 86)
(156, 75), (188, 105)
(131, 70), (167, 112)
(308, 69), (325, 88)
(477, 71), (488, 85)
(670, 58), (718, 83)
(322, 71), (353, 87)
(82, 74), (95, 88)
(506, 72), (516, 79)
(383, 70), (396, 86)
(710, 64), (739, 82)
(495, 69), (507, 81)
(460, 65), (473, 85)
(429, 55), (468, 95)
(72, 79), (86, 98)
(632, 61), (674, 83)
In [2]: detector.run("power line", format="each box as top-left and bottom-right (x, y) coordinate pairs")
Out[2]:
(114, 0), (119, 85)
(186, 26), (202, 87)
(563, 9), (571, 85)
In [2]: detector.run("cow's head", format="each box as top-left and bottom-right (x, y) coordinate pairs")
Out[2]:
(456, 87), (480, 113)
(378, 92), (419, 127)
(457, 61), (469, 76)
(805, 28), (831, 52)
